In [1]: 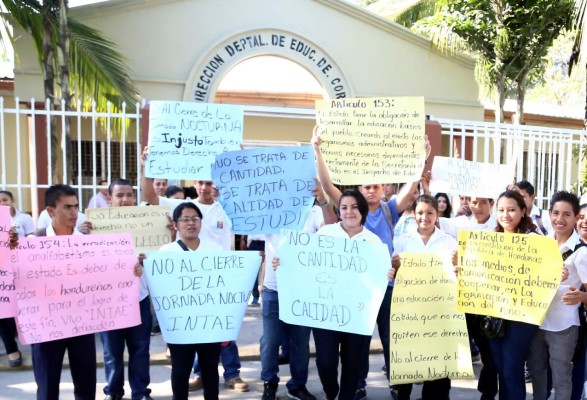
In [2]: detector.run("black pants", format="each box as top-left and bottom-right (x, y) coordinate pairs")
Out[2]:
(31, 334), (97, 400)
(395, 378), (451, 400)
(466, 314), (498, 399)
(247, 240), (265, 299)
(313, 328), (371, 400)
(168, 342), (221, 400)
(0, 317), (19, 354)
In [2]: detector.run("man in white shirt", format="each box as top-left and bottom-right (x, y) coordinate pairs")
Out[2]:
(97, 178), (153, 400)
(515, 180), (554, 236)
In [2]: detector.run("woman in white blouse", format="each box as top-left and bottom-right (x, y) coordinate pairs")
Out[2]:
(389, 194), (456, 400)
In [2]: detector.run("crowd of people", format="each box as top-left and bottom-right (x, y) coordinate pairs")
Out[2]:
(1, 128), (587, 400)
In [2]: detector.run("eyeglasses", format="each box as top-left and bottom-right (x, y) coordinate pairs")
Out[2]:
(177, 216), (201, 224)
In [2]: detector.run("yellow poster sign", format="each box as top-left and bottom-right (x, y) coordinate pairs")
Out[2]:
(86, 205), (172, 253)
(389, 253), (474, 385)
(315, 96), (426, 185)
(457, 231), (562, 325)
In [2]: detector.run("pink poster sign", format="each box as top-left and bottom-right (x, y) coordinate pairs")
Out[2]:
(0, 205), (15, 318)
(12, 233), (140, 344)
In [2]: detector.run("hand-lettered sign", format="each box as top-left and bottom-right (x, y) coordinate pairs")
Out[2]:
(146, 101), (244, 180)
(0, 205), (15, 318)
(12, 233), (140, 344)
(211, 146), (316, 234)
(143, 250), (261, 344)
(389, 253), (474, 384)
(275, 229), (390, 335)
(430, 156), (514, 198)
(315, 97), (426, 185)
(457, 231), (562, 324)
(86, 205), (172, 253)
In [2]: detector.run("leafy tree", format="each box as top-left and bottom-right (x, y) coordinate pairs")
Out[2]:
(1, 0), (139, 181)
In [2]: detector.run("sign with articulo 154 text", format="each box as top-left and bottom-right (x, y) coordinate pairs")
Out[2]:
(0, 206), (15, 318)
(12, 234), (140, 344)
(275, 229), (390, 335)
(146, 101), (244, 180)
(211, 146), (316, 234)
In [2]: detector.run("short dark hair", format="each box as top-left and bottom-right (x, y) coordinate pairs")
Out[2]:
(45, 184), (77, 207)
(515, 180), (535, 196)
(165, 185), (184, 198)
(98, 179), (108, 186)
(0, 190), (13, 201)
(413, 194), (439, 213)
(495, 190), (537, 233)
(550, 190), (580, 215)
(172, 202), (203, 222)
(108, 178), (133, 195)
(339, 189), (369, 225)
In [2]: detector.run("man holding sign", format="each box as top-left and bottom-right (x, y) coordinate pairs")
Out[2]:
(91, 179), (153, 400)
(29, 185), (98, 400)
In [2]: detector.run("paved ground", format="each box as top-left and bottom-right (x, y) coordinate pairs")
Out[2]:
(0, 305), (535, 399)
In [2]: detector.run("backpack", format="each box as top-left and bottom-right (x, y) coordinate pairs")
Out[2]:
(380, 200), (399, 239)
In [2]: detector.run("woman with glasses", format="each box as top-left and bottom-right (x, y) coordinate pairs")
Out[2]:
(157, 202), (222, 400)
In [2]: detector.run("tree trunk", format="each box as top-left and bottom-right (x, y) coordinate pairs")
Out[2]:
(58, 0), (72, 184)
(495, 73), (506, 124)
(42, 11), (59, 181)
(513, 74), (526, 125)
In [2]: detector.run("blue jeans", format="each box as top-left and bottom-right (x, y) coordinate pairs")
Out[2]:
(489, 320), (538, 400)
(194, 340), (242, 381)
(259, 288), (312, 390)
(100, 297), (152, 399)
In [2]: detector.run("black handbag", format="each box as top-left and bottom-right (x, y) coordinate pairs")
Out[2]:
(479, 316), (507, 338)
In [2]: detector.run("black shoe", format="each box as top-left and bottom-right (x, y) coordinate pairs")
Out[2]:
(287, 385), (317, 400)
(278, 354), (290, 365)
(104, 396), (123, 400)
(151, 325), (161, 336)
(390, 386), (399, 400)
(262, 381), (278, 400)
(353, 388), (366, 400)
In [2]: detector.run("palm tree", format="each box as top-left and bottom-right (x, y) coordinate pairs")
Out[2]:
(1, 0), (140, 181)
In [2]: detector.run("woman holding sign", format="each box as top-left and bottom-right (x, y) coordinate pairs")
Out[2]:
(389, 195), (457, 399)
(156, 202), (222, 400)
(490, 190), (540, 400)
(274, 189), (385, 400)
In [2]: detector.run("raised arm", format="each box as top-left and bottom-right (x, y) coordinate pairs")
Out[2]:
(312, 177), (338, 225)
(140, 146), (160, 205)
(395, 135), (431, 212)
(312, 125), (342, 206)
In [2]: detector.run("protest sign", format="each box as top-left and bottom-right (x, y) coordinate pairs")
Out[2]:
(143, 250), (261, 344)
(315, 96), (425, 185)
(389, 253), (474, 384)
(86, 205), (172, 253)
(275, 229), (390, 335)
(430, 156), (514, 198)
(146, 101), (244, 180)
(0, 205), (15, 318)
(211, 146), (316, 234)
(12, 234), (140, 344)
(457, 230), (562, 325)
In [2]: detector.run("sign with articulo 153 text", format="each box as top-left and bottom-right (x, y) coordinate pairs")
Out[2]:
(315, 96), (425, 185)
